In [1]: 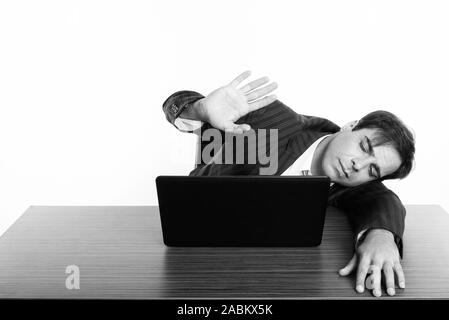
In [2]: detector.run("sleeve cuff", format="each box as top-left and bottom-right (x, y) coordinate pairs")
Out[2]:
(162, 91), (205, 126)
(356, 229), (368, 243)
(174, 118), (204, 133)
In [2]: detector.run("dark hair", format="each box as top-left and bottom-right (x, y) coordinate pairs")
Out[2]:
(352, 110), (415, 180)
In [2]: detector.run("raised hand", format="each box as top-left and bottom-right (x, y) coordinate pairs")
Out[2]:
(196, 70), (278, 134)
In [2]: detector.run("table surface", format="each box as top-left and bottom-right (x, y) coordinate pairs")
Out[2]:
(0, 205), (448, 299)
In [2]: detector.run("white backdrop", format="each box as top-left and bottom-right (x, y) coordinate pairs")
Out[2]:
(1, 0), (448, 236)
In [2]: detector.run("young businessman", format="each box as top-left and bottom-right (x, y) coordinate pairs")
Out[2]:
(162, 71), (415, 297)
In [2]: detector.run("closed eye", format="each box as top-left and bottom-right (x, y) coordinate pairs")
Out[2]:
(359, 141), (367, 153)
(360, 137), (381, 179)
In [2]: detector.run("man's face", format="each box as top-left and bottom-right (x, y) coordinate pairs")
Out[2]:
(319, 128), (402, 187)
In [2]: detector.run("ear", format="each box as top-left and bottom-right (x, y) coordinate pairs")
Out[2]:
(340, 120), (359, 132)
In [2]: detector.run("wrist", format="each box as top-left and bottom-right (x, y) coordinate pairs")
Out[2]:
(178, 98), (208, 122)
(192, 98), (208, 122)
(366, 228), (395, 241)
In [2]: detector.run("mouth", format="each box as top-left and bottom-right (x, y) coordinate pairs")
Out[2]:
(339, 159), (349, 179)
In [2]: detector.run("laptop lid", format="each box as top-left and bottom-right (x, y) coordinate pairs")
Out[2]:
(156, 175), (330, 247)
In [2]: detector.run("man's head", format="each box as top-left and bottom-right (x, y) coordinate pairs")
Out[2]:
(314, 110), (415, 187)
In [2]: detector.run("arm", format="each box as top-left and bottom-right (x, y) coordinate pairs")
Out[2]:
(330, 181), (405, 255)
(330, 181), (406, 297)
(162, 71), (278, 134)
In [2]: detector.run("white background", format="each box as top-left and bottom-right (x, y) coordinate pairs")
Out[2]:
(1, 0), (448, 236)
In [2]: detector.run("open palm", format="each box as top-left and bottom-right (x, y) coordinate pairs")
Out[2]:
(201, 71), (278, 134)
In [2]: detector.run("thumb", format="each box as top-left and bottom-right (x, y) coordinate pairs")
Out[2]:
(339, 253), (357, 276)
(224, 123), (251, 134)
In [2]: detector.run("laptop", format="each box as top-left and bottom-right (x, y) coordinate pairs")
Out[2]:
(156, 175), (330, 247)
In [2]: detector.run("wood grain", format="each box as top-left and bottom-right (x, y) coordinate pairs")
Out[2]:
(0, 205), (448, 299)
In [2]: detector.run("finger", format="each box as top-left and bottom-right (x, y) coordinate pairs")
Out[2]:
(246, 82), (278, 102)
(224, 123), (251, 134)
(339, 254), (357, 276)
(370, 264), (382, 297)
(236, 124), (251, 133)
(365, 274), (374, 290)
(394, 262), (406, 289)
(355, 256), (370, 293)
(248, 95), (278, 112)
(230, 70), (251, 87)
(383, 262), (396, 296)
(239, 76), (269, 94)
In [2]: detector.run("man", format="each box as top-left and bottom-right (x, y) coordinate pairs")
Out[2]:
(162, 71), (415, 297)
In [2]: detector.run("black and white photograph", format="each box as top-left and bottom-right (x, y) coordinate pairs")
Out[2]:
(0, 0), (448, 316)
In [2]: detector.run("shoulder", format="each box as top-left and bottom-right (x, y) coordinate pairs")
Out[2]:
(238, 99), (340, 133)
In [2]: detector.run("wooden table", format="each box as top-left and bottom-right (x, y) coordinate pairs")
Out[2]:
(0, 205), (448, 299)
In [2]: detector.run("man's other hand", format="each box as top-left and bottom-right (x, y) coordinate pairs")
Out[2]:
(338, 228), (405, 297)
(194, 70), (278, 134)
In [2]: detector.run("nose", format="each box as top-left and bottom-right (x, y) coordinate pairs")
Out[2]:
(351, 155), (375, 172)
